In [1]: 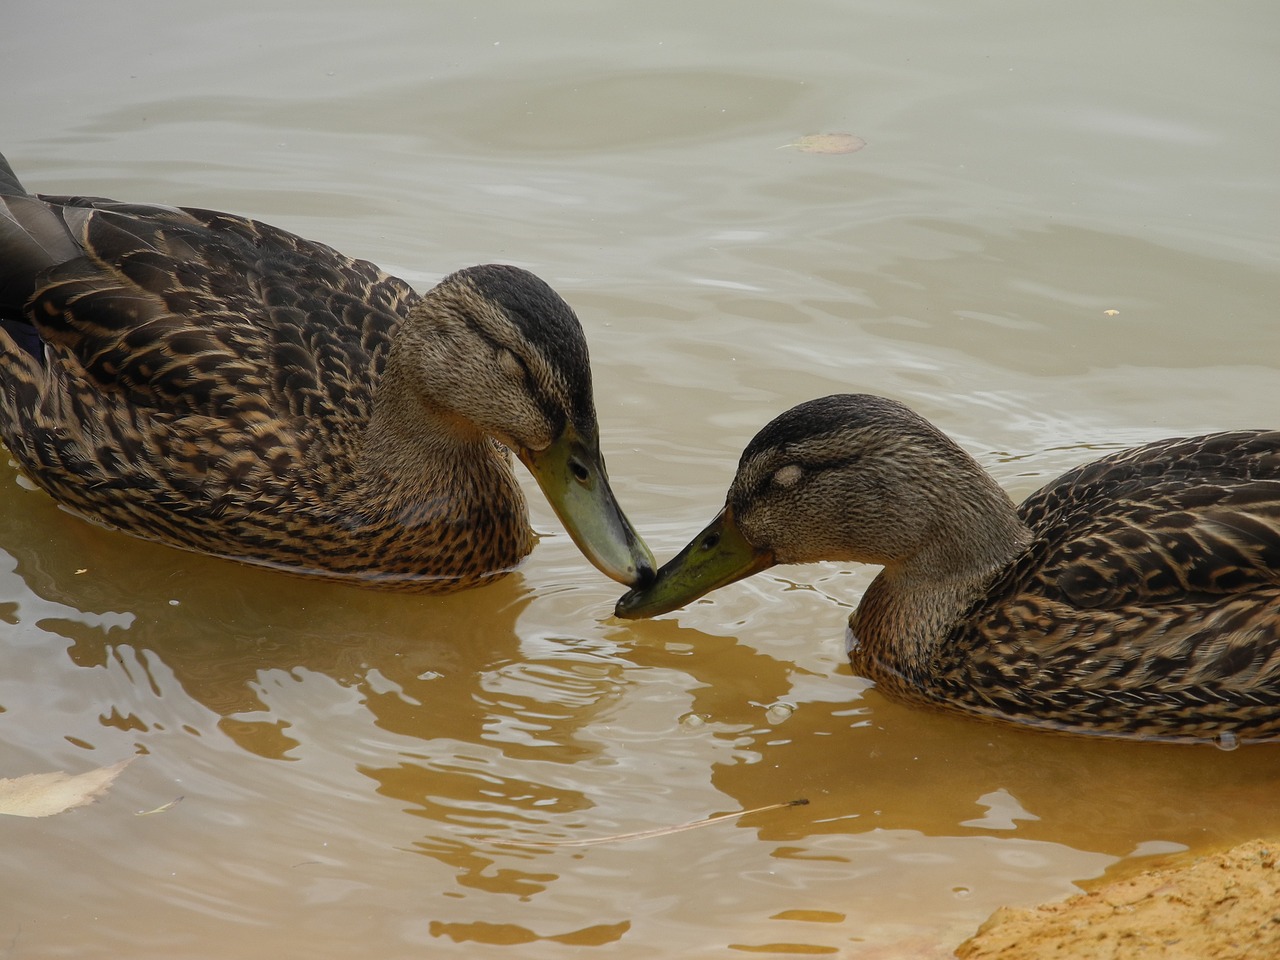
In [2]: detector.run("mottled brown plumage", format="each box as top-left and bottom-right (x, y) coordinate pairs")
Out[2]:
(0, 152), (653, 591)
(618, 394), (1280, 743)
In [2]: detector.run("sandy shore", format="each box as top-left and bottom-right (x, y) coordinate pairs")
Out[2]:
(956, 838), (1280, 960)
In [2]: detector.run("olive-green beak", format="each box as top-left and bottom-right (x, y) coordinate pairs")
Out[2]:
(520, 426), (655, 587)
(614, 505), (775, 619)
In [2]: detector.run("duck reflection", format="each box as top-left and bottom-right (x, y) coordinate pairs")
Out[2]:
(614, 608), (1280, 859)
(9, 509), (538, 751)
(5, 486), (854, 940)
(13, 459), (1280, 916)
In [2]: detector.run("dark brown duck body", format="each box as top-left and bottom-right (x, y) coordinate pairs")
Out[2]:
(0, 153), (653, 591)
(619, 395), (1280, 743)
(859, 428), (1280, 742)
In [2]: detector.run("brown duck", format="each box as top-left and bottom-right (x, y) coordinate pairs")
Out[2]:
(618, 394), (1280, 743)
(0, 152), (654, 592)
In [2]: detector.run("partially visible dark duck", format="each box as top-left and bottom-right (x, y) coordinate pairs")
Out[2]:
(618, 394), (1280, 743)
(0, 151), (653, 591)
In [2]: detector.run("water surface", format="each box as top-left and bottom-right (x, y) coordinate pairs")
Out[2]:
(2, 1), (1279, 956)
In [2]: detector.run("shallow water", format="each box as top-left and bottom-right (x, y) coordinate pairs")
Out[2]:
(3, 0), (1280, 956)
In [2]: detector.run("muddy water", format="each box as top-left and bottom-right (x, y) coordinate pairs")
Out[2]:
(2, 1), (1279, 956)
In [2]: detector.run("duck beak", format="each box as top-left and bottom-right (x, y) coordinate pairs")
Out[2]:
(614, 505), (774, 619)
(520, 426), (656, 587)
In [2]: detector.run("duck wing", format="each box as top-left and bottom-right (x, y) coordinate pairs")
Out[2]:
(1021, 431), (1280, 609)
(1, 187), (417, 433)
(946, 431), (1280, 737)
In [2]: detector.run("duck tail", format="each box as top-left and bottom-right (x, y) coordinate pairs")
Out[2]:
(0, 151), (27, 198)
(0, 152), (83, 355)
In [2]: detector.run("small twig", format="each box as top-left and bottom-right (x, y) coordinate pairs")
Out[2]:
(135, 795), (184, 816)
(479, 798), (808, 848)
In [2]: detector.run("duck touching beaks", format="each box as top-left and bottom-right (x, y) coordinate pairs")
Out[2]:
(0, 151), (654, 592)
(617, 394), (1280, 743)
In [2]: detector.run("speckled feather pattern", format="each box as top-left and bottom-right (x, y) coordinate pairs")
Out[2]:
(852, 429), (1280, 741)
(0, 181), (536, 590)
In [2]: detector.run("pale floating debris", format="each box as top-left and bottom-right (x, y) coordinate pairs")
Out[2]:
(1103, 309), (1120, 316)
(764, 701), (796, 725)
(783, 133), (867, 155)
(136, 795), (185, 816)
(0, 758), (134, 818)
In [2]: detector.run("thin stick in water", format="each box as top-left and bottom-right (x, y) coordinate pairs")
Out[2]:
(480, 798), (809, 848)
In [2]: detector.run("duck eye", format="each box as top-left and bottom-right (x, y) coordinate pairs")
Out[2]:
(772, 464), (803, 488)
(497, 348), (526, 382)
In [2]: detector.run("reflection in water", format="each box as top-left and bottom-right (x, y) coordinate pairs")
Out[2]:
(2, 474), (626, 895)
(10, 500), (538, 757)
(1, 462), (803, 950)
(620, 610), (1280, 856)
(9, 451), (1274, 956)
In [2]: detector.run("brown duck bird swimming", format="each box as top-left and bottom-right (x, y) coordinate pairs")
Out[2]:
(617, 394), (1280, 743)
(0, 152), (654, 592)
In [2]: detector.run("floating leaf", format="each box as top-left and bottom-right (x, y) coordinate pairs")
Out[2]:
(0, 758), (134, 818)
(784, 133), (866, 155)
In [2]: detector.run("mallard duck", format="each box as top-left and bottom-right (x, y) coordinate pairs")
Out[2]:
(617, 394), (1280, 743)
(0, 151), (654, 592)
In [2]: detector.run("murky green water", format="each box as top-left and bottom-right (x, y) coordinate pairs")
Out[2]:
(3, 1), (1279, 956)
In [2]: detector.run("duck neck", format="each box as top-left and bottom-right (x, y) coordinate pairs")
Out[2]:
(351, 347), (529, 538)
(849, 486), (1030, 693)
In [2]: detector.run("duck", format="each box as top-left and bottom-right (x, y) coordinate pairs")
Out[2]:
(0, 151), (654, 592)
(617, 393), (1280, 743)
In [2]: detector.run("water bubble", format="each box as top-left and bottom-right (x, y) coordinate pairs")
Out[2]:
(1214, 731), (1239, 752)
(679, 712), (709, 729)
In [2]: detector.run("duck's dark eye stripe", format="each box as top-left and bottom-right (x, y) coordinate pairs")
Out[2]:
(806, 453), (862, 473)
